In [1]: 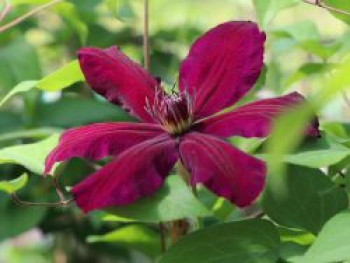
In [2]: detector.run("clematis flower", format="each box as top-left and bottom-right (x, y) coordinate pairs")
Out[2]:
(45, 21), (319, 213)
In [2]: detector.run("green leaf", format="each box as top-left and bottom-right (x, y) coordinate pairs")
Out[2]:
(300, 41), (341, 60)
(0, 174), (28, 194)
(328, 155), (350, 178)
(271, 22), (340, 59)
(0, 61), (84, 108)
(253, 0), (299, 29)
(211, 197), (235, 221)
(318, 56), (350, 106)
(284, 148), (350, 168)
(273, 21), (320, 43)
(262, 133), (350, 168)
(266, 57), (350, 178)
(299, 210), (350, 263)
(0, 40), (41, 91)
(254, 64), (267, 91)
(106, 0), (136, 21)
(284, 63), (333, 88)
(322, 122), (349, 139)
(230, 136), (265, 153)
(55, 3), (88, 44)
(10, 0), (48, 5)
(195, 186), (234, 221)
(0, 134), (59, 174)
(87, 225), (160, 259)
(0, 80), (37, 108)
(344, 169), (350, 194)
(265, 104), (315, 177)
(0, 112), (22, 134)
(0, 128), (61, 143)
(323, 0), (350, 25)
(160, 219), (280, 263)
(7, 1), (88, 43)
(36, 60), (84, 91)
(35, 97), (132, 126)
(262, 165), (348, 234)
(0, 195), (46, 241)
(104, 175), (211, 223)
(279, 227), (315, 246)
(265, 60), (283, 92)
(279, 242), (308, 263)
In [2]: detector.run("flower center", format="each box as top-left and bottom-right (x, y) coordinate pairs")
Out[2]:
(145, 89), (193, 135)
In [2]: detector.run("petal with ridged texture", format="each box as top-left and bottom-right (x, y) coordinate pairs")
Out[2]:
(72, 134), (178, 213)
(78, 46), (160, 122)
(45, 122), (164, 174)
(195, 92), (320, 138)
(180, 133), (266, 207)
(179, 21), (265, 119)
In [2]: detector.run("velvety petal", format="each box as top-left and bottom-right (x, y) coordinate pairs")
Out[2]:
(179, 133), (266, 207)
(179, 21), (265, 119)
(72, 134), (178, 213)
(45, 122), (164, 174)
(195, 92), (320, 138)
(78, 46), (160, 122)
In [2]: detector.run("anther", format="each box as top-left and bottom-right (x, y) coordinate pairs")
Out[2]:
(144, 88), (194, 135)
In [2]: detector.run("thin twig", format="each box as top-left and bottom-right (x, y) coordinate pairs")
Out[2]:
(169, 219), (190, 245)
(251, 211), (265, 219)
(0, 0), (64, 33)
(143, 0), (168, 252)
(11, 174), (71, 207)
(51, 177), (67, 203)
(0, 0), (11, 22)
(143, 0), (150, 70)
(302, 0), (350, 17)
(159, 222), (167, 253)
(11, 192), (72, 207)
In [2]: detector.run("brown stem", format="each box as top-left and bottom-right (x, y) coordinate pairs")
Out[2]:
(169, 220), (190, 245)
(51, 177), (67, 203)
(142, 0), (170, 251)
(11, 192), (72, 207)
(251, 210), (265, 219)
(159, 222), (167, 252)
(0, 0), (64, 33)
(302, 0), (350, 17)
(11, 175), (71, 207)
(168, 162), (192, 245)
(177, 161), (190, 182)
(143, 0), (150, 70)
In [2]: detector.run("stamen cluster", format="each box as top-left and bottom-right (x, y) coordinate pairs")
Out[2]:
(145, 89), (193, 135)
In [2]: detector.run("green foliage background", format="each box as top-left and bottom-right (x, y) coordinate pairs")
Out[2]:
(1, 0), (350, 262)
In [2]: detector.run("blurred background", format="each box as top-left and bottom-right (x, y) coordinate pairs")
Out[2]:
(0, 0), (350, 262)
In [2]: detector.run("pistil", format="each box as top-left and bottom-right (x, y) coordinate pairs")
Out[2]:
(145, 89), (193, 135)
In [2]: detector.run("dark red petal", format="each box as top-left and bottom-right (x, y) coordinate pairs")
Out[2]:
(72, 135), (178, 213)
(180, 133), (266, 207)
(45, 122), (164, 174)
(78, 46), (160, 122)
(195, 92), (320, 138)
(179, 21), (265, 119)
